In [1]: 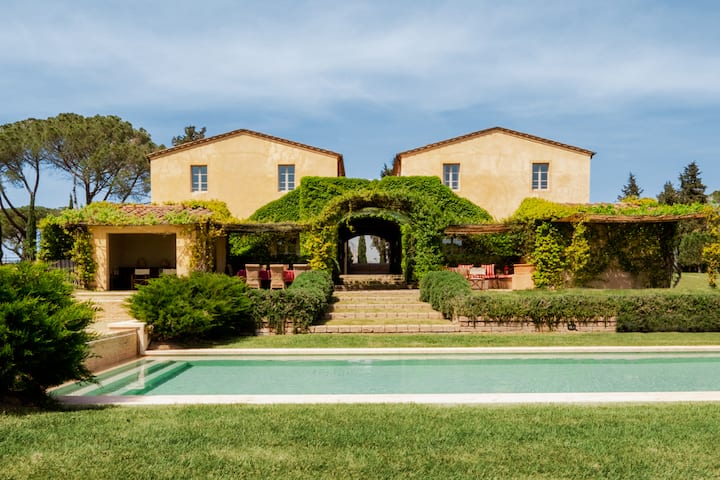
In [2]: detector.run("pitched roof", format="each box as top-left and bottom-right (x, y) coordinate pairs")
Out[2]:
(116, 204), (215, 220)
(147, 128), (344, 165)
(394, 127), (596, 163)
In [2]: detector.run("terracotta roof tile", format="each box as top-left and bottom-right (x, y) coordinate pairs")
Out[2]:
(118, 204), (214, 220)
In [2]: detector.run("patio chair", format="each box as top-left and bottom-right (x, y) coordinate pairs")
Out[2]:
(483, 264), (497, 288)
(292, 264), (309, 278)
(244, 264), (261, 289)
(133, 268), (151, 288)
(468, 266), (487, 290)
(269, 264), (287, 289)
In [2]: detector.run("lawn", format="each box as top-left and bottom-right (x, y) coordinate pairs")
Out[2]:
(2, 403), (720, 479)
(211, 332), (720, 349)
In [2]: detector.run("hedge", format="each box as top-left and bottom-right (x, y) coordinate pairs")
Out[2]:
(420, 270), (720, 331)
(247, 270), (334, 334)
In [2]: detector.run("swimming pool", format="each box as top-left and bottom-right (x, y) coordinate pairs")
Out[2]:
(53, 347), (720, 405)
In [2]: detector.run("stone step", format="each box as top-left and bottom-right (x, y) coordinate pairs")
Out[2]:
(338, 274), (408, 290)
(333, 290), (421, 301)
(329, 302), (436, 312)
(325, 310), (445, 320)
(310, 324), (461, 334)
(74, 291), (136, 323)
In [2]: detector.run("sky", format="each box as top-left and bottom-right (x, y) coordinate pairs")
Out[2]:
(2, 0), (719, 209)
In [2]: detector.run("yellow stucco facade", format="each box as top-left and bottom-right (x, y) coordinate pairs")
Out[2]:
(149, 129), (345, 219)
(393, 127), (594, 220)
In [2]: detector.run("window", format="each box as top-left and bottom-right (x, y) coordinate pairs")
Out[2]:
(443, 163), (460, 190)
(278, 165), (295, 191)
(532, 163), (549, 190)
(191, 165), (207, 192)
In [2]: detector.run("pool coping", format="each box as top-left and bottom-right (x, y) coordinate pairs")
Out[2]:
(57, 346), (720, 406)
(144, 345), (720, 356)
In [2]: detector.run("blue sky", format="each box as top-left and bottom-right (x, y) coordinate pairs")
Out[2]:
(2, 0), (719, 208)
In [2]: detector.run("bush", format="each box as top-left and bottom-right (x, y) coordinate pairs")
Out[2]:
(128, 272), (254, 341)
(0, 262), (94, 401)
(419, 270), (472, 319)
(420, 270), (720, 332)
(616, 293), (720, 332)
(248, 270), (334, 333)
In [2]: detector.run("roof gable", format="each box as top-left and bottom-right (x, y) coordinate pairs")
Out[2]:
(394, 127), (595, 161)
(147, 128), (344, 163)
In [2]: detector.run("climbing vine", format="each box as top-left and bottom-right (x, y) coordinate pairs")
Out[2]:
(703, 210), (720, 288)
(69, 228), (96, 289)
(565, 222), (592, 286)
(530, 223), (566, 289)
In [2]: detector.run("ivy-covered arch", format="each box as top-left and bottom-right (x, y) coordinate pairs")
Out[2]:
(337, 208), (409, 275)
(247, 176), (492, 282)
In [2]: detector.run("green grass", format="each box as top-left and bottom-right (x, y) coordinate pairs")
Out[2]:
(208, 332), (720, 349)
(2, 403), (720, 479)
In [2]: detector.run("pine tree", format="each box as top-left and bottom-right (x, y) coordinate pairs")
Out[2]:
(172, 125), (206, 146)
(618, 172), (643, 201)
(677, 161), (707, 204)
(657, 181), (678, 205)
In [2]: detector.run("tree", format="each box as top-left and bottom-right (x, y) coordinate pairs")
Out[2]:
(677, 161), (707, 204)
(357, 235), (368, 264)
(618, 172), (643, 200)
(46, 113), (159, 206)
(0, 118), (50, 261)
(172, 125), (206, 146)
(371, 235), (389, 263)
(657, 181), (678, 205)
(709, 190), (720, 206)
(380, 162), (394, 178)
(679, 230), (714, 272)
(1, 206), (57, 260)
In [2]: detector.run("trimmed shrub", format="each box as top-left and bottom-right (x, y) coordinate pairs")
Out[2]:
(248, 270), (334, 333)
(616, 293), (720, 332)
(419, 270), (472, 319)
(420, 270), (720, 332)
(128, 272), (254, 341)
(0, 263), (94, 401)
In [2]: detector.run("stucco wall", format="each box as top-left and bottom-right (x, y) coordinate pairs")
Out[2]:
(397, 131), (591, 220)
(150, 133), (341, 219)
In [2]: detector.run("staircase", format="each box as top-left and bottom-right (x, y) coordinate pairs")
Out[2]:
(74, 291), (136, 335)
(338, 274), (407, 290)
(310, 289), (459, 333)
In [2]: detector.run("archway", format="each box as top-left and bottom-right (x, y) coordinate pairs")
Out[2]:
(337, 214), (403, 275)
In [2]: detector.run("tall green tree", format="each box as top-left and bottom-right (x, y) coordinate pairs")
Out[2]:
(1, 205), (57, 260)
(677, 161), (707, 204)
(657, 181), (678, 205)
(172, 125), (206, 146)
(618, 172), (643, 200)
(0, 118), (50, 261)
(357, 235), (368, 264)
(47, 113), (159, 206)
(380, 162), (394, 178)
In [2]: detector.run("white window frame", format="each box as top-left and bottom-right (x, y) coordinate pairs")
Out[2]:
(278, 165), (295, 192)
(443, 163), (460, 190)
(191, 165), (207, 192)
(532, 163), (549, 191)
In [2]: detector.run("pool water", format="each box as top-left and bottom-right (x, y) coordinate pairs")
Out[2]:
(53, 352), (720, 397)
